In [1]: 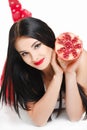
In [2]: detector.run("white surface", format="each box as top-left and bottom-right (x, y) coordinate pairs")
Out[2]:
(0, 0), (87, 129)
(0, 104), (87, 130)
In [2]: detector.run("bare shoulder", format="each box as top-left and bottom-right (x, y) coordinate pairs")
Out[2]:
(84, 49), (87, 54)
(77, 49), (87, 94)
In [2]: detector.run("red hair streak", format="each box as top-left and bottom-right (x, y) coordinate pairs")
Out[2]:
(0, 61), (14, 103)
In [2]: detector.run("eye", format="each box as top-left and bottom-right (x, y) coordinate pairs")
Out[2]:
(34, 42), (42, 49)
(21, 52), (28, 57)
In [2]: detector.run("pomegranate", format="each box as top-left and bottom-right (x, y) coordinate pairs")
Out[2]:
(55, 32), (83, 61)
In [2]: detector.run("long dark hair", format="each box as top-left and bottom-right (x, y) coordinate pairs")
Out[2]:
(0, 17), (87, 120)
(0, 17), (56, 116)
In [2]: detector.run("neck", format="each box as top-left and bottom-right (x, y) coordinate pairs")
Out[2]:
(42, 64), (54, 80)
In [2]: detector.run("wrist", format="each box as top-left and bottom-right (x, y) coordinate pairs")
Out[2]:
(53, 73), (63, 83)
(65, 71), (76, 78)
(65, 72), (77, 87)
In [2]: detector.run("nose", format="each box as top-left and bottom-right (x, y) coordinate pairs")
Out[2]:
(30, 52), (39, 61)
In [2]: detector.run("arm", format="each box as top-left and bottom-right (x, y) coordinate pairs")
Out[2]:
(64, 53), (85, 121)
(65, 71), (85, 121)
(57, 51), (85, 121)
(27, 51), (63, 126)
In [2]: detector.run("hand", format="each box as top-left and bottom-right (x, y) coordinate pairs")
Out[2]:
(64, 52), (83, 73)
(51, 51), (63, 76)
(57, 50), (83, 73)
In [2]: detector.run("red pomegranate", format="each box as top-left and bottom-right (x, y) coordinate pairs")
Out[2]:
(55, 32), (83, 61)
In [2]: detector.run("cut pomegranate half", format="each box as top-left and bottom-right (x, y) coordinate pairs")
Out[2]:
(55, 32), (83, 61)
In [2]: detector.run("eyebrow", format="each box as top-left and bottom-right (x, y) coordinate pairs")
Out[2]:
(31, 40), (39, 47)
(19, 40), (39, 54)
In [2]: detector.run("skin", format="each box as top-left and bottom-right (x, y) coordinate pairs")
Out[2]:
(15, 37), (53, 71)
(15, 37), (87, 126)
(58, 50), (87, 121)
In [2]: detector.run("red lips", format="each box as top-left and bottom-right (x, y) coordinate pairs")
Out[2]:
(34, 58), (45, 65)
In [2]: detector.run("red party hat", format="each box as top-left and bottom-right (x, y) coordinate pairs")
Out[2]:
(8, 0), (32, 22)
(0, 0), (32, 101)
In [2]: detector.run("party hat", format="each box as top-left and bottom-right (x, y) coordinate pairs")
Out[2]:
(8, 0), (32, 22)
(0, 1), (32, 101)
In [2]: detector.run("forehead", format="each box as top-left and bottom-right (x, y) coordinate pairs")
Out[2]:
(15, 37), (37, 51)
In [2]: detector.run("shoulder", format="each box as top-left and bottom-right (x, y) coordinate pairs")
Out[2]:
(77, 49), (87, 92)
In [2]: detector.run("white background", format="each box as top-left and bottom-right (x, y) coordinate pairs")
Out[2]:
(0, 0), (87, 130)
(0, 0), (87, 75)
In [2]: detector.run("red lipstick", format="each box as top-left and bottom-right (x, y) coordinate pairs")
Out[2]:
(34, 58), (44, 65)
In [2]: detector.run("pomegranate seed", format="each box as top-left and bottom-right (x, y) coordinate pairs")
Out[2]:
(57, 47), (65, 54)
(65, 41), (72, 49)
(63, 52), (69, 59)
(63, 33), (71, 41)
(72, 49), (77, 58)
(72, 37), (78, 43)
(74, 43), (82, 49)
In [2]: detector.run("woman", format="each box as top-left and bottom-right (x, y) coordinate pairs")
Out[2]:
(0, 17), (87, 126)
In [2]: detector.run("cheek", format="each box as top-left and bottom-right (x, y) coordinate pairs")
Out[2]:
(43, 47), (53, 54)
(47, 48), (53, 56)
(22, 57), (31, 65)
(45, 49), (53, 61)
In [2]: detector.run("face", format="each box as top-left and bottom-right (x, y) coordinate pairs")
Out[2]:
(15, 37), (53, 70)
